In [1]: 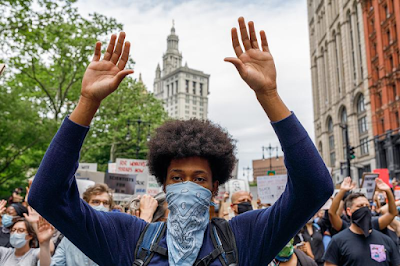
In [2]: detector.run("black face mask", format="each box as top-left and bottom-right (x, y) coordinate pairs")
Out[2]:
(351, 206), (372, 237)
(237, 202), (253, 214)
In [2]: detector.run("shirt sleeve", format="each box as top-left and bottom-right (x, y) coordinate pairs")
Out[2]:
(28, 117), (147, 265)
(229, 113), (334, 265)
(322, 237), (340, 265)
(388, 237), (400, 265)
(50, 238), (67, 266)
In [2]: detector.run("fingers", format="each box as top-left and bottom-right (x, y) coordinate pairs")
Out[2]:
(224, 57), (246, 76)
(260, 30), (270, 53)
(92, 42), (101, 61)
(231, 28), (243, 58)
(112, 69), (134, 89)
(117, 41), (131, 70)
(238, 17), (252, 50)
(110, 32), (126, 64)
(248, 21), (259, 49)
(103, 34), (117, 61)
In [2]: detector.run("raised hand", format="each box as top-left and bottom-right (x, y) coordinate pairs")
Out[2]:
(23, 206), (40, 225)
(139, 194), (158, 223)
(376, 178), (391, 192)
(36, 218), (55, 244)
(81, 32), (134, 104)
(225, 17), (276, 96)
(340, 177), (356, 191)
(0, 199), (6, 215)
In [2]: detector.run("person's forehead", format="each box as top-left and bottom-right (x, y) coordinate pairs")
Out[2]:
(90, 192), (110, 201)
(168, 157), (211, 174)
(353, 197), (369, 205)
(12, 221), (26, 229)
(233, 192), (251, 202)
(7, 206), (16, 214)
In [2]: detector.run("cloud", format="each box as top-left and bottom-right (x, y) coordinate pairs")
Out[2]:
(75, 0), (314, 182)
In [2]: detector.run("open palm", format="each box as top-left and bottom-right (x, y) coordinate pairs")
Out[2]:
(225, 17), (277, 95)
(81, 32), (133, 103)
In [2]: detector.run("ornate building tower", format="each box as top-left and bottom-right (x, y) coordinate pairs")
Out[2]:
(307, 0), (376, 184)
(153, 22), (210, 120)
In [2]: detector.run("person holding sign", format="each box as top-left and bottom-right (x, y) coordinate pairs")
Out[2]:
(28, 17), (333, 265)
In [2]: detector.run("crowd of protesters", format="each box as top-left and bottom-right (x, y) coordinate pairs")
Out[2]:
(1, 15), (398, 266)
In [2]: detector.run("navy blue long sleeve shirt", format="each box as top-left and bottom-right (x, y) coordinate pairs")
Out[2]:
(29, 112), (333, 266)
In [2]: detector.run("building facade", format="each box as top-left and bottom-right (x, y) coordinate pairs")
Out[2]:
(153, 24), (210, 120)
(362, 0), (400, 179)
(307, 0), (376, 184)
(252, 156), (287, 180)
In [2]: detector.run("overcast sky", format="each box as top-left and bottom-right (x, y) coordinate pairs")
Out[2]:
(75, 0), (313, 181)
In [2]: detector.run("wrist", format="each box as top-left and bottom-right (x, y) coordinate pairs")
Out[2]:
(79, 95), (101, 110)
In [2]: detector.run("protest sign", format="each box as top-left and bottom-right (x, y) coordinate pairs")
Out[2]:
(215, 185), (227, 201)
(225, 179), (250, 200)
(75, 170), (105, 184)
(321, 198), (332, 210)
(257, 175), (288, 204)
(112, 193), (133, 202)
(373, 169), (390, 186)
(134, 171), (149, 195)
(108, 163), (117, 173)
(147, 175), (161, 196)
(76, 179), (95, 198)
(105, 173), (136, 194)
(361, 173), (378, 200)
(394, 187), (400, 200)
(116, 158), (147, 174)
(78, 163), (97, 172)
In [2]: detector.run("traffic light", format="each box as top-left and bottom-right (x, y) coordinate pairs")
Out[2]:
(267, 171), (275, 176)
(349, 146), (356, 160)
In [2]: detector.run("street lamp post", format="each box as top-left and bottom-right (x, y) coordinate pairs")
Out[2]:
(126, 118), (151, 159)
(262, 144), (279, 171)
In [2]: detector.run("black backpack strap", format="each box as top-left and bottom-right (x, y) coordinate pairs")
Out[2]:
(133, 222), (167, 266)
(195, 218), (238, 266)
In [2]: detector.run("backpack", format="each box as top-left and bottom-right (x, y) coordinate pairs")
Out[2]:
(133, 218), (238, 266)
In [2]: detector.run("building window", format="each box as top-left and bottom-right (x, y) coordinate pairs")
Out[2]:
(360, 137), (369, 155)
(171, 83), (174, 95)
(175, 81), (178, 93)
(193, 112), (197, 115)
(347, 11), (357, 84)
(193, 82), (196, 95)
(193, 99), (197, 105)
(395, 111), (399, 128)
(185, 111), (189, 114)
(185, 105), (189, 109)
(193, 107), (197, 110)
(357, 94), (366, 113)
(185, 80), (189, 93)
(341, 108), (347, 160)
(200, 83), (203, 95)
(328, 117), (335, 167)
(358, 116), (368, 135)
(167, 85), (169, 96)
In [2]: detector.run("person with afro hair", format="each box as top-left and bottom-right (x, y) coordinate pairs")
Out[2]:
(29, 17), (334, 265)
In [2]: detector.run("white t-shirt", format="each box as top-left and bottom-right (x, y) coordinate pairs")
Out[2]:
(0, 247), (39, 266)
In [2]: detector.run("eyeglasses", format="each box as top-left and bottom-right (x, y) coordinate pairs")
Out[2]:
(90, 200), (110, 207)
(10, 228), (27, 234)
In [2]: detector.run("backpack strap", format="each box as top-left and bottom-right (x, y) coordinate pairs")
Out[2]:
(195, 218), (238, 266)
(133, 222), (167, 266)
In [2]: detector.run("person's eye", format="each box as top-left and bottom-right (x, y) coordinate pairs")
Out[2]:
(172, 176), (182, 181)
(194, 177), (206, 182)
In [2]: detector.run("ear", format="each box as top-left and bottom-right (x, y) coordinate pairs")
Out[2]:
(346, 207), (352, 217)
(212, 181), (219, 197)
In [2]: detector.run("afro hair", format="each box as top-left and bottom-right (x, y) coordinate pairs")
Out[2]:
(147, 118), (237, 185)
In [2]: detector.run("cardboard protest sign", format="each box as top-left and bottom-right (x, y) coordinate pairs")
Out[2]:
(257, 175), (288, 204)
(75, 170), (105, 184)
(105, 173), (136, 194)
(147, 175), (161, 196)
(373, 169), (390, 186)
(116, 158), (147, 174)
(78, 163), (98, 172)
(225, 179), (250, 200)
(215, 185), (227, 201)
(394, 187), (400, 200)
(361, 173), (378, 200)
(108, 163), (117, 173)
(134, 170), (149, 195)
(321, 198), (332, 210)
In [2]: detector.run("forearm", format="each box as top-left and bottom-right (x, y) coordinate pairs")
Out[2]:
(328, 190), (345, 230)
(69, 96), (100, 126)
(39, 242), (51, 266)
(386, 190), (397, 216)
(139, 211), (153, 223)
(255, 92), (291, 122)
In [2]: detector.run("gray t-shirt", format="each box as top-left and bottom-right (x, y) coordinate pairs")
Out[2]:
(0, 247), (39, 266)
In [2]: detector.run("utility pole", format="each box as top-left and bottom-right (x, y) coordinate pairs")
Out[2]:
(340, 124), (352, 178)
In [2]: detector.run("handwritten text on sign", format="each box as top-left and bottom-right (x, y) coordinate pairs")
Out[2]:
(257, 175), (288, 205)
(115, 158), (147, 174)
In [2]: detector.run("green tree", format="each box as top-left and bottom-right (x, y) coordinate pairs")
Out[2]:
(1, 0), (122, 121)
(80, 78), (169, 172)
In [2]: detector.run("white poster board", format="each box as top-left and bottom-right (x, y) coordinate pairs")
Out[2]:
(105, 173), (136, 194)
(215, 185), (227, 201)
(75, 170), (105, 184)
(108, 163), (117, 174)
(147, 175), (161, 196)
(76, 179), (95, 198)
(361, 173), (378, 200)
(257, 175), (288, 204)
(115, 158), (147, 174)
(78, 163), (98, 172)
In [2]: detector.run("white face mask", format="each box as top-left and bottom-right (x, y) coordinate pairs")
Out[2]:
(91, 205), (109, 212)
(10, 233), (27, 248)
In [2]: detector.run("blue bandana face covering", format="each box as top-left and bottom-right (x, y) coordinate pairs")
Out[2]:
(166, 181), (212, 266)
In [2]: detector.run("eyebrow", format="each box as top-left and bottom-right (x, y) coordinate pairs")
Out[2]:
(169, 169), (209, 175)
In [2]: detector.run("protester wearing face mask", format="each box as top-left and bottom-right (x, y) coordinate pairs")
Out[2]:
(269, 239), (317, 266)
(0, 212), (55, 266)
(323, 193), (400, 266)
(294, 216), (324, 266)
(231, 190), (253, 216)
(29, 18), (334, 265)
(0, 201), (28, 248)
(50, 184), (113, 266)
